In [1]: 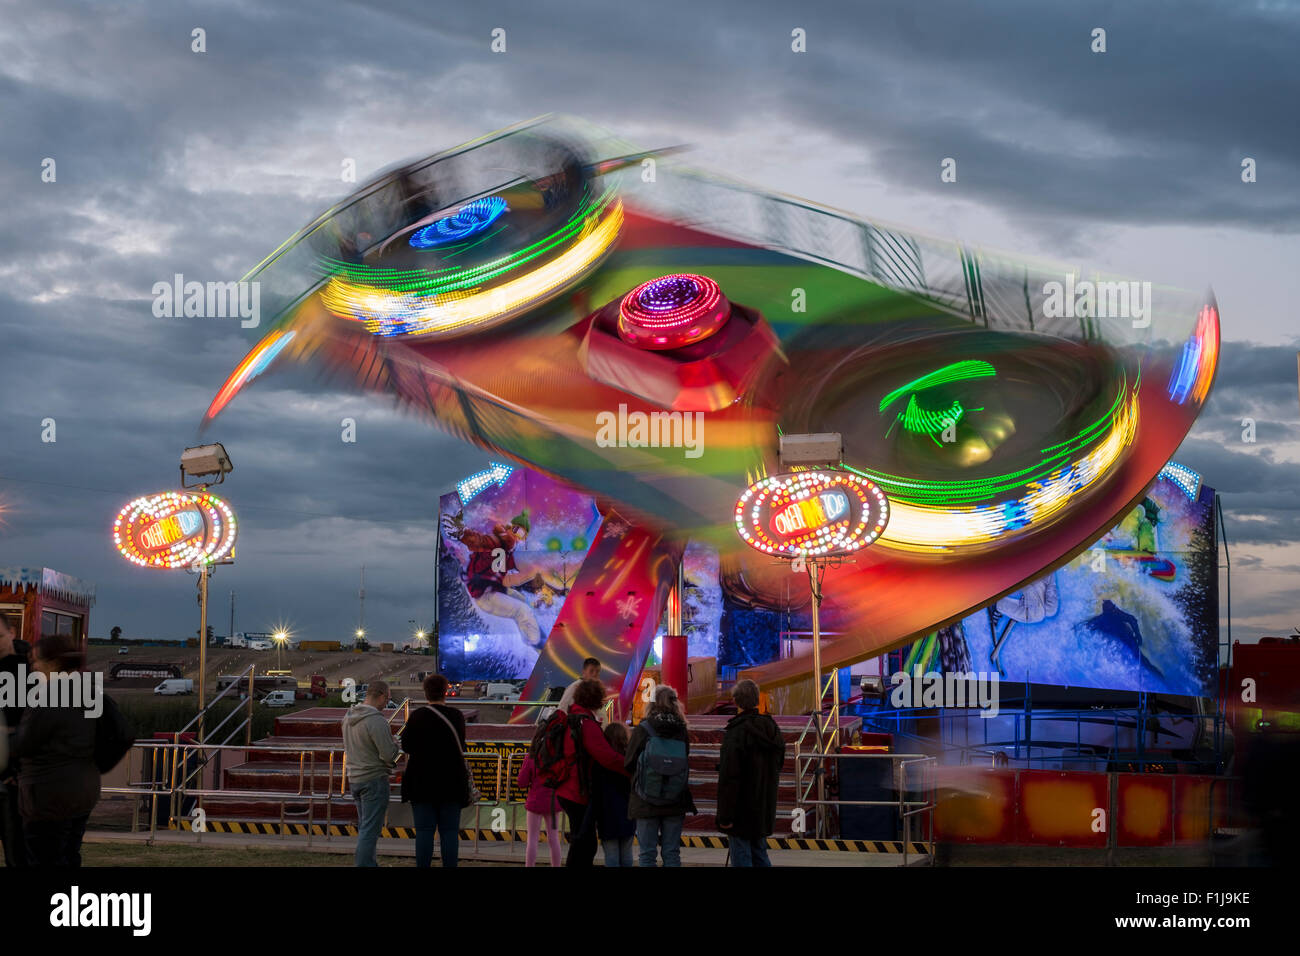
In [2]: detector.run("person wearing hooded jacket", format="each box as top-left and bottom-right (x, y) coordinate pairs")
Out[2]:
(716, 679), (786, 867)
(342, 681), (399, 867)
(625, 684), (696, 867)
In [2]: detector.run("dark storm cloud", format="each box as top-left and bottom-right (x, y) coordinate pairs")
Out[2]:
(1172, 433), (1300, 548)
(1188, 341), (1300, 443)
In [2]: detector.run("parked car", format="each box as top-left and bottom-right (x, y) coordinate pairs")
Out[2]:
(117, 647), (130, 655)
(262, 690), (296, 708)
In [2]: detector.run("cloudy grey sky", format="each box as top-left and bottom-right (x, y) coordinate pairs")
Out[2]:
(1, 0), (1296, 647)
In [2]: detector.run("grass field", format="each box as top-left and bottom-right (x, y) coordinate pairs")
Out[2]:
(88, 644), (443, 738)
(88, 644), (434, 693)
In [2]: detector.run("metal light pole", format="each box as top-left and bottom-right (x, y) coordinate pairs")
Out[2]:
(734, 453), (888, 844)
(178, 443), (235, 744)
(807, 558), (824, 833)
(358, 565), (366, 643)
(196, 560), (209, 744)
(808, 559), (821, 716)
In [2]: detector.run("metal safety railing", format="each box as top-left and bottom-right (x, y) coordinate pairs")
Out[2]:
(790, 672), (849, 839)
(387, 697), (412, 728)
(175, 663), (257, 747)
(851, 704), (1224, 772)
(100, 736), (519, 859)
(792, 749), (937, 865)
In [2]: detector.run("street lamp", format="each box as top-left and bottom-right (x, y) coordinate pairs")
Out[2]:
(273, 630), (288, 670)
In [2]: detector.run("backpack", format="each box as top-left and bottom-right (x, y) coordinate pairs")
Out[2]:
(634, 720), (689, 806)
(94, 695), (135, 773)
(535, 712), (600, 801)
(535, 709), (587, 789)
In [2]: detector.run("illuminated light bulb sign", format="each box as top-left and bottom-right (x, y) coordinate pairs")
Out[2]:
(735, 471), (889, 558)
(772, 490), (849, 536)
(1157, 461), (1202, 501)
(114, 491), (237, 569)
(617, 273), (732, 350)
(457, 462), (515, 505)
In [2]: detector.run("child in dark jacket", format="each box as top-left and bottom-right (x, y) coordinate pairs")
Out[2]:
(588, 722), (636, 866)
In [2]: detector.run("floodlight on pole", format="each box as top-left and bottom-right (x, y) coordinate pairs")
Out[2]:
(180, 443), (234, 489)
(176, 442), (234, 745)
(778, 432), (843, 468)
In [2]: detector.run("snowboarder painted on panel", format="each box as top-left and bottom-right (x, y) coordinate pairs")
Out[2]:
(443, 508), (544, 649)
(1075, 598), (1167, 687)
(988, 572), (1060, 677)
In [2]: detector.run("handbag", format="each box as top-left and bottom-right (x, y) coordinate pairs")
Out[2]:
(427, 705), (481, 806)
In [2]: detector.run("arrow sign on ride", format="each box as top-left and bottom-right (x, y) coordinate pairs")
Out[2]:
(457, 462), (515, 504)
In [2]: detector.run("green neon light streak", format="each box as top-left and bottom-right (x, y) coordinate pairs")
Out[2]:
(317, 185), (616, 298)
(878, 360), (997, 414)
(902, 397), (965, 445)
(845, 376), (1132, 506)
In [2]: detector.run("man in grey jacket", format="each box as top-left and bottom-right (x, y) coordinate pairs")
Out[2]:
(343, 680), (398, 866)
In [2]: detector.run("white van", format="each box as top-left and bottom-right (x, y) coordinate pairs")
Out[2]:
(484, 682), (521, 701)
(154, 679), (194, 696)
(262, 690), (296, 708)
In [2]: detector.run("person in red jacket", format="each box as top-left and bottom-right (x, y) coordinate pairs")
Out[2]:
(556, 679), (629, 867)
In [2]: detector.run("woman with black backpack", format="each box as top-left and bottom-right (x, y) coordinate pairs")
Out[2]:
(624, 684), (695, 867)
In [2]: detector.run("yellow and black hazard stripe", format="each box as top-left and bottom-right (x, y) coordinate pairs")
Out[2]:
(682, 835), (929, 853)
(176, 820), (418, 839)
(769, 837), (931, 854)
(175, 819), (929, 853)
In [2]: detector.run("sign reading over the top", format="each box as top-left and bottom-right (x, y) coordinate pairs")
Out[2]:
(114, 491), (237, 569)
(735, 471), (888, 558)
